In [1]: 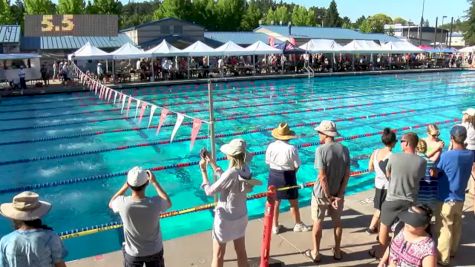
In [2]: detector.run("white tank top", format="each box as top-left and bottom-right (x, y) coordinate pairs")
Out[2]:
(373, 149), (391, 189)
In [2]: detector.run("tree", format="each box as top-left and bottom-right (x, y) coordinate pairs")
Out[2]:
(58, 0), (85, 14)
(353, 15), (365, 29)
(274, 5), (289, 25)
(323, 0), (341, 27)
(120, 0), (158, 29)
(0, 0), (14, 24)
(387, 27), (395, 36)
(423, 19), (429, 27)
(90, 0), (121, 14)
(240, 0), (262, 30)
(291, 5), (312, 26)
(392, 17), (407, 25)
(154, 0), (192, 20)
(465, 0), (475, 45)
(340, 16), (351, 29)
(216, 0), (245, 31)
(10, 0), (24, 25)
(359, 13), (392, 33)
(263, 7), (275, 24)
(24, 0), (56, 14)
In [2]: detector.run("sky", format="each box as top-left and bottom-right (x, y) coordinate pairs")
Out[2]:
(293, 0), (470, 25)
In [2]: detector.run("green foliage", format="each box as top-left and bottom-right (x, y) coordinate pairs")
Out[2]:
(154, 0), (192, 20)
(392, 17), (407, 25)
(387, 27), (395, 36)
(309, 6), (325, 26)
(120, 0), (158, 29)
(340, 16), (351, 29)
(274, 5), (289, 25)
(89, 0), (121, 15)
(465, 0), (475, 45)
(216, 0), (245, 31)
(323, 0), (341, 27)
(359, 13), (392, 33)
(291, 5), (312, 26)
(10, 0), (24, 25)
(58, 0), (85, 14)
(240, 0), (262, 30)
(24, 0), (56, 14)
(0, 0), (14, 24)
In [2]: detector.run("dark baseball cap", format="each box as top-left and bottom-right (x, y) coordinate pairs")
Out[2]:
(450, 125), (467, 139)
(399, 205), (432, 227)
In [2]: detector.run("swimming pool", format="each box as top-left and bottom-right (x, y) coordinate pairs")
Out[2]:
(0, 71), (473, 260)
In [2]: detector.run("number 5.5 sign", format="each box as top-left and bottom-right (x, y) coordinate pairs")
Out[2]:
(25, 15), (118, 37)
(41, 15), (75, 32)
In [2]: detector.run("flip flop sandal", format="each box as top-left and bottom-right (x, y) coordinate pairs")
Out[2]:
(332, 248), (343, 261)
(304, 249), (321, 263)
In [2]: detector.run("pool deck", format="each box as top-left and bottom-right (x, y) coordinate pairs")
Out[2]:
(67, 190), (475, 267)
(0, 68), (467, 97)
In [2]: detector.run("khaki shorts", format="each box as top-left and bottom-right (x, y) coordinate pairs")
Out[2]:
(311, 196), (344, 221)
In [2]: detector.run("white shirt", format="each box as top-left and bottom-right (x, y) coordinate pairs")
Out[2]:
(461, 122), (475, 150)
(265, 140), (301, 171)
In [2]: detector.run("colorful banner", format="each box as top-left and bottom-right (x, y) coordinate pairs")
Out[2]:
(156, 108), (169, 135)
(148, 105), (157, 128)
(138, 103), (147, 124)
(170, 113), (184, 143)
(190, 118), (202, 150)
(121, 94), (127, 114)
(126, 97), (133, 117)
(134, 99), (141, 118)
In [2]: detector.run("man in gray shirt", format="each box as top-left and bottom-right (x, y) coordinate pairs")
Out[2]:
(305, 120), (350, 263)
(374, 132), (426, 257)
(109, 166), (171, 267)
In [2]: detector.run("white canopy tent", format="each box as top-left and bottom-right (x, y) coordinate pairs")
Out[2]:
(147, 40), (184, 57)
(214, 41), (248, 56)
(245, 41), (282, 55)
(68, 42), (111, 60)
(182, 41), (219, 57)
(109, 43), (150, 60)
(342, 40), (384, 53)
(381, 41), (424, 53)
(299, 39), (344, 53)
(459, 45), (475, 53)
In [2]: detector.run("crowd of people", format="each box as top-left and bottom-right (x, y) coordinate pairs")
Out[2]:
(0, 108), (474, 267)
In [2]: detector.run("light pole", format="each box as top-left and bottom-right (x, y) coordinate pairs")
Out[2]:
(419, 0), (425, 45)
(441, 16), (447, 45)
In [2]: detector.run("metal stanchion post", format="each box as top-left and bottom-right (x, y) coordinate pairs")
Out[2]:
(260, 186), (276, 267)
(208, 80), (217, 202)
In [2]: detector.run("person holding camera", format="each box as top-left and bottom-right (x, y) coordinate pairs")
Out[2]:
(109, 166), (171, 267)
(199, 139), (261, 267)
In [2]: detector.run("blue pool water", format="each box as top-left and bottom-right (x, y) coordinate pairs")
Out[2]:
(0, 71), (473, 260)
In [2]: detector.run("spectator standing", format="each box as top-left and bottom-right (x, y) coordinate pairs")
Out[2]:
(416, 140), (438, 210)
(423, 124), (444, 163)
(435, 126), (474, 266)
(109, 166), (171, 267)
(367, 128), (397, 234)
(460, 108), (475, 216)
(40, 64), (49, 86)
(265, 123), (311, 234)
(373, 133), (426, 258)
(52, 61), (58, 81)
(96, 62), (104, 81)
(199, 139), (261, 267)
(305, 120), (350, 263)
(0, 191), (67, 267)
(18, 66), (26, 89)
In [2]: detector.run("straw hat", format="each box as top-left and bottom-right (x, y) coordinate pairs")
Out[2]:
(463, 108), (475, 116)
(0, 192), (51, 221)
(220, 138), (247, 156)
(271, 123), (296, 140)
(314, 120), (339, 137)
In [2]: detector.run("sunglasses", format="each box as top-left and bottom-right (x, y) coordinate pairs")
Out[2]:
(400, 139), (407, 143)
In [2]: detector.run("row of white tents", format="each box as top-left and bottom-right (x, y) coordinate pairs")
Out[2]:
(69, 39), (425, 61)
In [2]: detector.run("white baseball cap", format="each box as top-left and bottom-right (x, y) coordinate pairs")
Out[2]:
(127, 166), (149, 187)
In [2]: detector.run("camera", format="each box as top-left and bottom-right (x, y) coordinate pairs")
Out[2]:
(200, 148), (210, 159)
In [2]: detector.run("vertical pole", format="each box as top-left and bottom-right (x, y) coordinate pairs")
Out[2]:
(449, 17), (454, 48)
(112, 60), (115, 84)
(433, 17), (438, 49)
(208, 80), (217, 202)
(260, 186), (276, 267)
(151, 58), (155, 82)
(419, 0), (425, 45)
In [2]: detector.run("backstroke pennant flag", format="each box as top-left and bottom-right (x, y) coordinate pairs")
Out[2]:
(107, 88), (113, 102)
(148, 105), (157, 128)
(170, 113), (184, 143)
(138, 102), (147, 124)
(189, 118), (202, 150)
(126, 97), (133, 117)
(113, 91), (118, 105)
(134, 99), (141, 118)
(155, 108), (169, 135)
(121, 94), (127, 114)
(94, 83), (99, 95)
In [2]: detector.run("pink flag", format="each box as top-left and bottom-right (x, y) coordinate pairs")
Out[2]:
(155, 108), (169, 135)
(121, 94), (127, 113)
(134, 99), (141, 118)
(138, 103), (147, 123)
(107, 89), (113, 102)
(170, 113), (185, 143)
(94, 83), (99, 95)
(148, 105), (157, 128)
(190, 118), (202, 150)
(126, 97), (133, 117)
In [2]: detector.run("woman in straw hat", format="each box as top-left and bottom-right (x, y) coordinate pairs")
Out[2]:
(265, 123), (310, 234)
(199, 138), (261, 267)
(0, 191), (67, 267)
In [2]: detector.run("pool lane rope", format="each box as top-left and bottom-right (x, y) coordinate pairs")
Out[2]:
(0, 118), (459, 195)
(0, 88), (469, 134)
(58, 168), (370, 240)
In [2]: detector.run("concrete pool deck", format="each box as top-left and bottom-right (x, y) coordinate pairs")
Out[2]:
(0, 68), (466, 97)
(68, 190), (475, 267)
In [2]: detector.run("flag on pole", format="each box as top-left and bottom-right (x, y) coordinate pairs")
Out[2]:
(121, 95), (127, 113)
(156, 108), (169, 135)
(113, 91), (118, 104)
(190, 118), (202, 150)
(148, 105), (157, 128)
(134, 99), (141, 118)
(170, 113), (184, 143)
(126, 97), (133, 117)
(138, 102), (147, 123)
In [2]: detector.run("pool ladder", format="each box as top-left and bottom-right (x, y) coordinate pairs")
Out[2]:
(304, 66), (315, 78)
